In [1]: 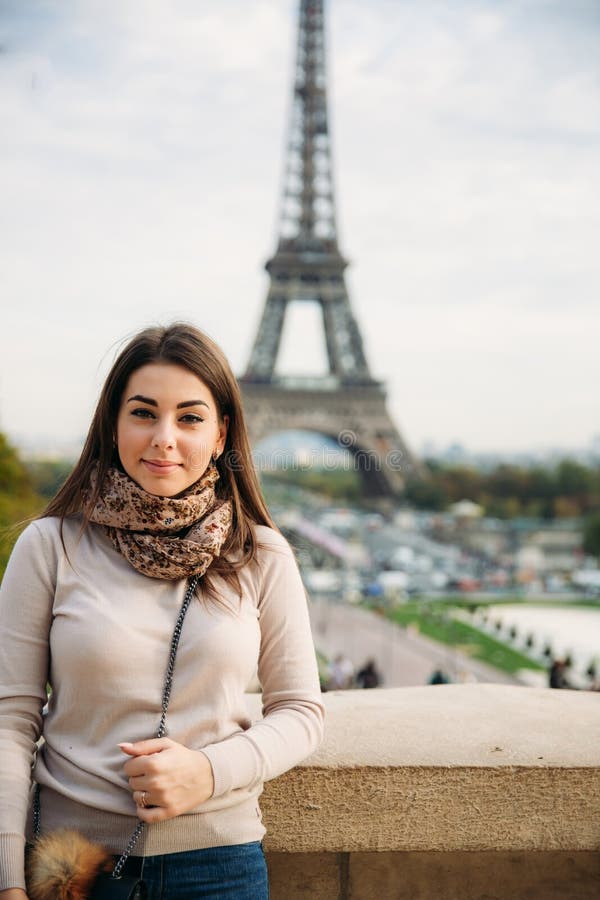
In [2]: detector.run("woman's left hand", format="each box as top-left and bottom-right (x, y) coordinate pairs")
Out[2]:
(119, 738), (215, 823)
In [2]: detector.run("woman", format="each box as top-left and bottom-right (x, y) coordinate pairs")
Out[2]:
(0, 323), (325, 899)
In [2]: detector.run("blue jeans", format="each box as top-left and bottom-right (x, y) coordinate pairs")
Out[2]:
(136, 842), (269, 899)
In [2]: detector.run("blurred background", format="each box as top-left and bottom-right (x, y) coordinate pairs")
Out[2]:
(1, 0), (599, 692)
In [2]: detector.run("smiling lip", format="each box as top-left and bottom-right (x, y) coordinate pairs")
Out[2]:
(142, 459), (182, 473)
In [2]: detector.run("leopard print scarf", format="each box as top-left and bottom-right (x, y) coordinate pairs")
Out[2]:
(83, 462), (232, 580)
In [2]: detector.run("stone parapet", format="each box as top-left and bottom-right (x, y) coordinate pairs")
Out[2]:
(248, 684), (600, 899)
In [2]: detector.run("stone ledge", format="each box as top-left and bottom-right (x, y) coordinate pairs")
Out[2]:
(265, 851), (600, 900)
(247, 684), (600, 854)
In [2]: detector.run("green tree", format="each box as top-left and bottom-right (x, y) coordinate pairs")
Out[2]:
(583, 511), (600, 560)
(25, 458), (74, 499)
(555, 459), (593, 496)
(554, 459), (596, 515)
(0, 433), (44, 576)
(404, 479), (448, 510)
(487, 465), (528, 504)
(438, 465), (484, 504)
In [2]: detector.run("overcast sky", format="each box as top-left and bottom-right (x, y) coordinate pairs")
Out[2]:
(1, 0), (599, 457)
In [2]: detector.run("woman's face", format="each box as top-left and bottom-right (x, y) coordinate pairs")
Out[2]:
(115, 362), (228, 497)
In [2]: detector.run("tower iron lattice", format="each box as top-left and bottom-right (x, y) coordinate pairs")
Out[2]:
(239, 0), (422, 496)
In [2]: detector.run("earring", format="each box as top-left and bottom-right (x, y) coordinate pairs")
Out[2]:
(212, 450), (220, 462)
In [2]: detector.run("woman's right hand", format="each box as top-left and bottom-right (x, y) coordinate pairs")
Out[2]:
(0, 889), (29, 899)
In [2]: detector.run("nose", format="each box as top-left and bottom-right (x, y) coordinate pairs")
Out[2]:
(151, 419), (176, 450)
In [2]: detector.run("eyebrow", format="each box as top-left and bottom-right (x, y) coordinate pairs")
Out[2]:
(126, 394), (210, 410)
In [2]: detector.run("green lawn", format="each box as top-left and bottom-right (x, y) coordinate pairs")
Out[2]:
(370, 601), (546, 675)
(418, 594), (599, 610)
(315, 648), (331, 688)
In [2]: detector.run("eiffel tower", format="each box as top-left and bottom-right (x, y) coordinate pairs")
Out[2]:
(239, 0), (422, 496)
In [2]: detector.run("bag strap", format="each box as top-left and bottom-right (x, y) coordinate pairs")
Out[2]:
(34, 573), (200, 878)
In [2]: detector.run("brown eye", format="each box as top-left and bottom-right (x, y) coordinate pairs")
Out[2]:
(180, 414), (204, 424)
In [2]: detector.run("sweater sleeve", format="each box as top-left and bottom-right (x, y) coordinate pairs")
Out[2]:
(200, 532), (324, 798)
(0, 521), (56, 891)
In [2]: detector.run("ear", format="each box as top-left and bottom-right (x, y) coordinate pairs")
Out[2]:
(216, 414), (229, 455)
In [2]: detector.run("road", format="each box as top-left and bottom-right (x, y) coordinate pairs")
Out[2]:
(309, 597), (524, 688)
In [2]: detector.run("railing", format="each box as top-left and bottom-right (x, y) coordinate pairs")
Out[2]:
(248, 684), (600, 899)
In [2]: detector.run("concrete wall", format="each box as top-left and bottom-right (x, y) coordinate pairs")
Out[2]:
(247, 685), (600, 899)
(266, 851), (599, 899)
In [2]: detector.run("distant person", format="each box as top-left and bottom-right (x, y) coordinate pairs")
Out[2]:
(328, 653), (355, 690)
(356, 658), (381, 689)
(549, 659), (573, 689)
(428, 668), (450, 685)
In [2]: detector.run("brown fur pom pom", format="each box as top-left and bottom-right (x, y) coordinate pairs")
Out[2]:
(27, 829), (113, 900)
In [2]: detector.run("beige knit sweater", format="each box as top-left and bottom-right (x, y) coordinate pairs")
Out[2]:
(0, 515), (324, 891)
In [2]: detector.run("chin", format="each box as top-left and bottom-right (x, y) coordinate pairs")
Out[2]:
(143, 481), (185, 497)
(128, 472), (183, 497)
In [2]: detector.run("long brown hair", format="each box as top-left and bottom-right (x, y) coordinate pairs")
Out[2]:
(42, 322), (277, 603)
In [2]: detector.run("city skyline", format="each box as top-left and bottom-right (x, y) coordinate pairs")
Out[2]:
(1, 1), (599, 455)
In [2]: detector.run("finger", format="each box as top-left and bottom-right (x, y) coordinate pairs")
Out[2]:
(118, 738), (172, 757)
(136, 803), (173, 824)
(122, 755), (154, 778)
(133, 790), (152, 808)
(127, 774), (149, 791)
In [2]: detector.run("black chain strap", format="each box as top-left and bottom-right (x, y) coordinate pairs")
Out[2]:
(34, 574), (200, 879)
